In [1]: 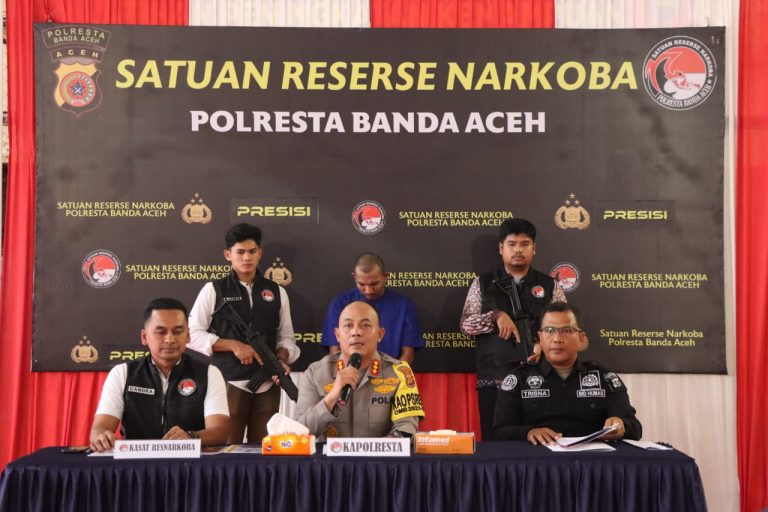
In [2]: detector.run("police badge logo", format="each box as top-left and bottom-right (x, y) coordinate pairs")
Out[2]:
(526, 375), (544, 389)
(351, 200), (386, 235)
(42, 25), (111, 117)
(555, 193), (590, 230)
(261, 289), (275, 302)
(643, 36), (717, 111)
(264, 258), (293, 286)
(500, 374), (518, 391)
(70, 336), (99, 364)
(81, 249), (122, 288)
(531, 285), (545, 299)
(577, 371), (606, 398)
(550, 262), (581, 294)
(580, 372), (600, 388)
(177, 379), (197, 396)
(181, 193), (212, 224)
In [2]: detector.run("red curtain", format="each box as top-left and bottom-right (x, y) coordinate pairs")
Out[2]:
(370, 0), (555, 437)
(371, 0), (554, 28)
(737, 2), (768, 511)
(0, 0), (188, 469)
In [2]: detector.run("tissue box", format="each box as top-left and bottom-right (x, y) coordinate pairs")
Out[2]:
(262, 434), (316, 456)
(414, 432), (475, 454)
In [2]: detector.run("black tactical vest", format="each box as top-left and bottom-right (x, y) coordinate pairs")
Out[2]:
(475, 266), (555, 379)
(121, 354), (208, 439)
(209, 270), (281, 381)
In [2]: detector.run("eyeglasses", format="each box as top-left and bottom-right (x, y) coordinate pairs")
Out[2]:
(539, 326), (583, 336)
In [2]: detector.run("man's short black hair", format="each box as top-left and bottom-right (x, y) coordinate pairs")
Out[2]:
(143, 298), (188, 324)
(499, 217), (537, 243)
(225, 223), (262, 249)
(541, 302), (584, 329)
(354, 252), (386, 274)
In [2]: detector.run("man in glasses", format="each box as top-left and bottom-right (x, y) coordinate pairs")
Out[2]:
(493, 302), (642, 444)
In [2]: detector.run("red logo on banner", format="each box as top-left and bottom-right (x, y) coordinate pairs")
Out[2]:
(351, 200), (386, 235)
(643, 36), (717, 111)
(81, 250), (122, 288)
(550, 262), (581, 294)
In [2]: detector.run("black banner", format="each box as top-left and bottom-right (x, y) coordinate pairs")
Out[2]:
(33, 25), (725, 373)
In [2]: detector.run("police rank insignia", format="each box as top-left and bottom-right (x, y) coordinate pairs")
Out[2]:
(42, 25), (111, 117)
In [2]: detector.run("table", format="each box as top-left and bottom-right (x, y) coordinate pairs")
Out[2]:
(0, 442), (707, 512)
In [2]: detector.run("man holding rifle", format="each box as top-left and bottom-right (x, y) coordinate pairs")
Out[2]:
(460, 217), (565, 441)
(189, 223), (300, 444)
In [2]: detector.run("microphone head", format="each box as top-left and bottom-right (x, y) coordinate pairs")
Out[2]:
(349, 353), (362, 368)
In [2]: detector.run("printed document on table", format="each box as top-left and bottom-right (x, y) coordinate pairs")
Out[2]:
(555, 424), (618, 448)
(622, 440), (673, 450)
(546, 442), (615, 452)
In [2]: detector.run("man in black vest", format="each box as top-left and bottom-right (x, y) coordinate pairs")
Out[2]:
(460, 218), (566, 441)
(89, 298), (230, 452)
(189, 223), (299, 443)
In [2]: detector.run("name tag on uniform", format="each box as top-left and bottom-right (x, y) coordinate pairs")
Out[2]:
(522, 389), (550, 398)
(127, 385), (155, 395)
(114, 439), (201, 459)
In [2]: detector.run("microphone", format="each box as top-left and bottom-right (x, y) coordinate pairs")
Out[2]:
(338, 353), (362, 405)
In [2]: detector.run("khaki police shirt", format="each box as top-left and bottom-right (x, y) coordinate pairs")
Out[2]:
(295, 352), (423, 439)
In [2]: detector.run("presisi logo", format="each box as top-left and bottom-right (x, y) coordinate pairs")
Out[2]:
(231, 198), (318, 224)
(603, 210), (669, 220)
(235, 206), (311, 217)
(109, 350), (149, 361)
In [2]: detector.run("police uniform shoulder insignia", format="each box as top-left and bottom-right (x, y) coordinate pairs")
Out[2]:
(603, 372), (625, 391)
(371, 359), (381, 376)
(500, 374), (518, 391)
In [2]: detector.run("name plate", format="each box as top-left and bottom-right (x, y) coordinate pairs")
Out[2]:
(324, 437), (410, 457)
(114, 439), (201, 459)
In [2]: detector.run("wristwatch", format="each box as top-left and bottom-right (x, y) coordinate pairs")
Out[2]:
(390, 430), (412, 438)
(186, 430), (200, 439)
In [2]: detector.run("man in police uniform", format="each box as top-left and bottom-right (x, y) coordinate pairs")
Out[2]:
(89, 298), (229, 451)
(295, 301), (424, 439)
(188, 223), (300, 443)
(493, 302), (642, 444)
(461, 217), (566, 441)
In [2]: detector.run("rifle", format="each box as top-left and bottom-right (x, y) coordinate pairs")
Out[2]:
(493, 276), (535, 367)
(213, 300), (299, 401)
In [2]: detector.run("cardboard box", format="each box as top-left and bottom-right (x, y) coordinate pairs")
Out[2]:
(414, 432), (475, 454)
(262, 433), (316, 456)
